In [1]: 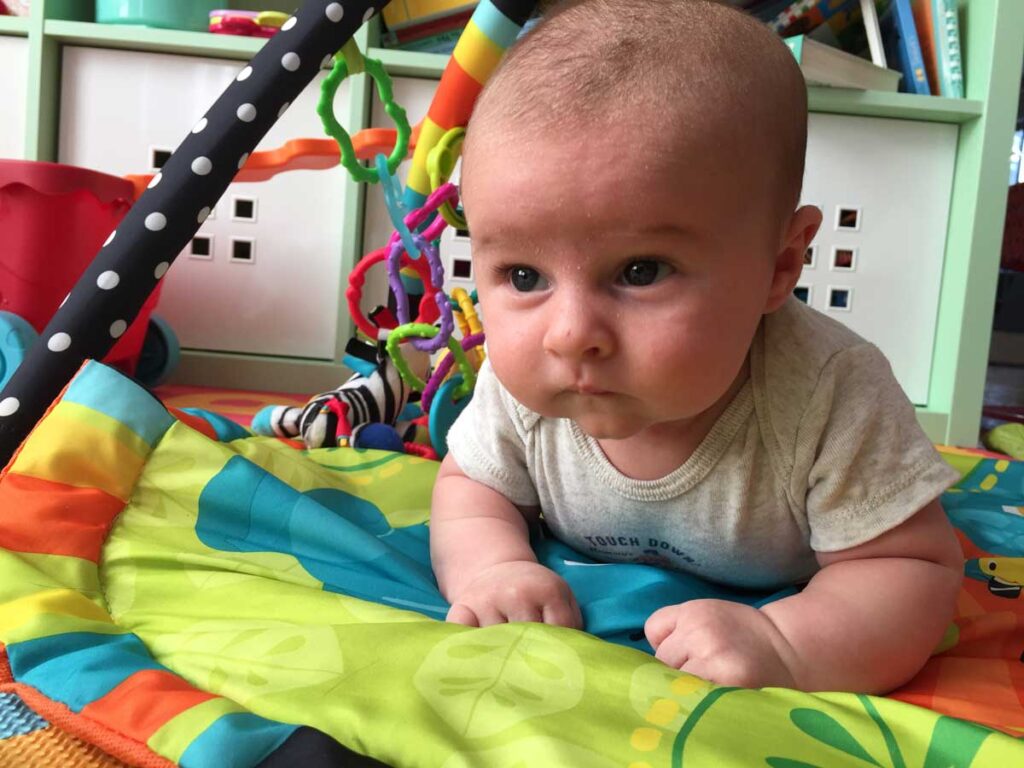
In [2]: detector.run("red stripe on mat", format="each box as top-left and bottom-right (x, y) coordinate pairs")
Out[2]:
(80, 669), (216, 744)
(0, 474), (123, 562)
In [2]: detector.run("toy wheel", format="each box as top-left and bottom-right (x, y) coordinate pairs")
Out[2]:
(0, 311), (39, 391)
(135, 314), (180, 387)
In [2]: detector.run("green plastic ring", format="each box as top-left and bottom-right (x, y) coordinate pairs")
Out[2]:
(317, 52), (410, 184)
(387, 323), (476, 399)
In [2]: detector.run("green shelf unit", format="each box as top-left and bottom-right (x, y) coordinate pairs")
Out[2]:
(368, 45), (448, 78)
(807, 88), (984, 124)
(43, 19), (265, 60)
(1, 0), (1022, 444)
(0, 15), (29, 35)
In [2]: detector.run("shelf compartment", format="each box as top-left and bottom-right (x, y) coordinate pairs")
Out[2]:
(44, 20), (265, 60)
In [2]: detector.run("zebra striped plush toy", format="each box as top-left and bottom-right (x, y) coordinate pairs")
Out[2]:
(252, 334), (429, 450)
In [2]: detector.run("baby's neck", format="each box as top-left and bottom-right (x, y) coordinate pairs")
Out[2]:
(596, 359), (751, 481)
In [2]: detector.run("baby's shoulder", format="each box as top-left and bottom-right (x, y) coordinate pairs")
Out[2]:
(757, 297), (878, 397)
(761, 296), (872, 376)
(753, 299), (893, 456)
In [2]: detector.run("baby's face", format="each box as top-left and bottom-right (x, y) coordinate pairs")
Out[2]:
(462, 122), (783, 440)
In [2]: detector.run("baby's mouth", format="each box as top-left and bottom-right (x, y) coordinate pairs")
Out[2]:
(572, 384), (613, 396)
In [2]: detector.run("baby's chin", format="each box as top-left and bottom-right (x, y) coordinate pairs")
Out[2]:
(574, 420), (646, 441)
(563, 407), (654, 441)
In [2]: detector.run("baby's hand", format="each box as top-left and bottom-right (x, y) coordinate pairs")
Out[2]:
(446, 560), (583, 629)
(645, 599), (799, 689)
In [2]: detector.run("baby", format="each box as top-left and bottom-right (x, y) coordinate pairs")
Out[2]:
(430, 0), (963, 693)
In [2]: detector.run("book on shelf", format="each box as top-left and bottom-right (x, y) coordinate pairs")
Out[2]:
(857, 0), (888, 68)
(381, 7), (474, 52)
(911, 0), (964, 98)
(385, 27), (464, 54)
(772, 0), (891, 66)
(935, 0), (964, 98)
(784, 34), (901, 91)
(879, 0), (931, 95)
(746, 0), (811, 24)
(382, 1), (477, 32)
(1010, 130), (1023, 187)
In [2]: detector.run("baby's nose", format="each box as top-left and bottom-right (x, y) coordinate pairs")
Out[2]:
(541, 296), (615, 360)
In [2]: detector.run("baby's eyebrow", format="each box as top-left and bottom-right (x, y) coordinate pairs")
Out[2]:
(629, 222), (698, 240)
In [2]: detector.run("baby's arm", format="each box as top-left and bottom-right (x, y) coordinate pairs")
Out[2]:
(761, 498), (962, 692)
(430, 454), (582, 628)
(646, 499), (962, 692)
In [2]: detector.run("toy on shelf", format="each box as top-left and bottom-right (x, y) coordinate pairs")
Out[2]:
(0, 0), (29, 16)
(95, 0), (220, 32)
(209, 9), (292, 38)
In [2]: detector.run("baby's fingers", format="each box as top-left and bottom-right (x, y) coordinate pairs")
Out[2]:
(653, 630), (692, 670)
(542, 594), (583, 630)
(644, 604), (681, 650)
(446, 603), (480, 626)
(505, 603), (544, 623)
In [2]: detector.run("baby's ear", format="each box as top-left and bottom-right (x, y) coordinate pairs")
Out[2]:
(764, 205), (823, 313)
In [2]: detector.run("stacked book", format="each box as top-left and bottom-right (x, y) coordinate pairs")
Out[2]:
(380, 1), (478, 55)
(736, 0), (964, 97)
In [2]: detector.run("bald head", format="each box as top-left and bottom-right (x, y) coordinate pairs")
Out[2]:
(464, 0), (808, 228)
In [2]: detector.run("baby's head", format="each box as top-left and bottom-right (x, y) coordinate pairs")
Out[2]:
(461, 0), (822, 440)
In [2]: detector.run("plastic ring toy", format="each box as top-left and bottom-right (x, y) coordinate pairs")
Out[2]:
(386, 323), (475, 397)
(318, 52), (410, 184)
(421, 332), (484, 412)
(448, 289), (478, 309)
(427, 127), (467, 230)
(377, 153), (420, 261)
(346, 247), (439, 340)
(429, 373), (471, 460)
(387, 236), (453, 354)
(385, 182), (459, 257)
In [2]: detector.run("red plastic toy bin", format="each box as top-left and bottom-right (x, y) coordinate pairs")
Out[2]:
(0, 159), (161, 375)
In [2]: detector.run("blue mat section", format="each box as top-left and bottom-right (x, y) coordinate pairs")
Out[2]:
(195, 455), (797, 653)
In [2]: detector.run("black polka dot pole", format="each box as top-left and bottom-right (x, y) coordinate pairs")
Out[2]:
(0, 1), (388, 463)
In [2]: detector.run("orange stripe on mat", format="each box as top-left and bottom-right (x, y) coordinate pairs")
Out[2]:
(80, 670), (216, 744)
(168, 408), (219, 440)
(0, 474), (123, 562)
(0, 646), (174, 768)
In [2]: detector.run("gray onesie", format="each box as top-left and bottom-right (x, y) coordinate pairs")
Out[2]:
(446, 299), (959, 590)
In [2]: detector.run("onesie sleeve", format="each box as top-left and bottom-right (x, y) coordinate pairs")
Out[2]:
(445, 359), (540, 507)
(793, 343), (961, 552)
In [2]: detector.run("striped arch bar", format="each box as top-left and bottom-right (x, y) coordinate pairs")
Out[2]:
(0, 1), (390, 464)
(401, 0), (538, 210)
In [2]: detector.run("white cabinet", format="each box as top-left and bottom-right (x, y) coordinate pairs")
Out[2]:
(800, 114), (957, 405)
(0, 36), (29, 159)
(58, 47), (350, 360)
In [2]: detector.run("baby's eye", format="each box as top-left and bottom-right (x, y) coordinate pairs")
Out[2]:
(508, 267), (548, 292)
(620, 260), (673, 287)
